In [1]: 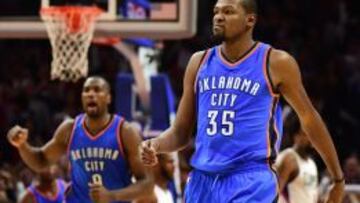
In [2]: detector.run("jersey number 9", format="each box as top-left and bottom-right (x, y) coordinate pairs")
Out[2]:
(88, 173), (103, 186)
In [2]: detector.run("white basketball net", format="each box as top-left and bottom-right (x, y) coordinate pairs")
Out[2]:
(41, 6), (102, 82)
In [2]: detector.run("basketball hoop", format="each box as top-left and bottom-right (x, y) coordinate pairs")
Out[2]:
(40, 6), (102, 82)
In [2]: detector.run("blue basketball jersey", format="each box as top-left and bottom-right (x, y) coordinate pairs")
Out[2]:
(191, 42), (283, 173)
(67, 114), (131, 203)
(27, 179), (66, 203)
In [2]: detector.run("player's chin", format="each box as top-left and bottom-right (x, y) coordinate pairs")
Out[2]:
(165, 172), (174, 180)
(86, 110), (100, 118)
(213, 29), (224, 37)
(212, 31), (225, 42)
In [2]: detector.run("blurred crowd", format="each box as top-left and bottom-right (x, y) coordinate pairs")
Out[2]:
(0, 0), (359, 202)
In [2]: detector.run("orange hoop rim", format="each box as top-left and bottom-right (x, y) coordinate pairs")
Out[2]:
(40, 6), (103, 33)
(40, 6), (103, 17)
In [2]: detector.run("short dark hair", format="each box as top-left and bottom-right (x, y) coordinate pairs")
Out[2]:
(239, 0), (258, 14)
(86, 76), (111, 92)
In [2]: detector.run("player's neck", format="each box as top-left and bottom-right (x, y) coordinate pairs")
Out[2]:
(221, 34), (255, 63)
(37, 179), (57, 193)
(294, 145), (310, 160)
(85, 113), (112, 134)
(155, 174), (168, 190)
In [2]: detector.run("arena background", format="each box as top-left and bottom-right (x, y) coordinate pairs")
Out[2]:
(0, 0), (359, 202)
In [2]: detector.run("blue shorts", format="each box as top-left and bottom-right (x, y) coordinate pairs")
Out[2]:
(184, 168), (279, 203)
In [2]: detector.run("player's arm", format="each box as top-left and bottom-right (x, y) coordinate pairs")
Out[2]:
(7, 119), (73, 173)
(274, 151), (299, 192)
(19, 191), (35, 203)
(90, 122), (154, 202)
(269, 49), (344, 201)
(134, 193), (157, 203)
(148, 51), (206, 153)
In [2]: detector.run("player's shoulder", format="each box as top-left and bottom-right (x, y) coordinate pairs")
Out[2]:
(190, 50), (208, 63)
(268, 48), (301, 85)
(119, 121), (143, 151)
(269, 48), (295, 65)
(120, 120), (140, 137)
(112, 113), (124, 121)
(186, 49), (209, 72)
(62, 117), (76, 125)
(276, 148), (299, 171)
(53, 117), (76, 146)
(277, 148), (298, 162)
(121, 120), (132, 132)
(59, 117), (76, 130)
(279, 148), (296, 155)
(61, 114), (85, 129)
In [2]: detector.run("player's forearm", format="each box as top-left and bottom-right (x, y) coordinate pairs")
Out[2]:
(302, 112), (343, 179)
(109, 178), (154, 201)
(153, 127), (192, 153)
(18, 143), (50, 172)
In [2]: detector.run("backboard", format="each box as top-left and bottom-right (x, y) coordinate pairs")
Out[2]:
(0, 0), (197, 39)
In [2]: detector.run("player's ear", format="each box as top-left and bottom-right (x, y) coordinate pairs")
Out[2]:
(106, 93), (111, 104)
(246, 14), (257, 28)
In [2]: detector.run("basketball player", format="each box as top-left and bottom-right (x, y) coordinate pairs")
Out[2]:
(140, 0), (344, 202)
(276, 115), (319, 203)
(136, 154), (176, 203)
(7, 77), (153, 203)
(20, 166), (67, 203)
(153, 154), (176, 203)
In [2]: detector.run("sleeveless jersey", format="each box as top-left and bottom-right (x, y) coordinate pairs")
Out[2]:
(27, 179), (66, 203)
(154, 185), (174, 203)
(278, 149), (318, 203)
(191, 42), (283, 173)
(67, 114), (131, 203)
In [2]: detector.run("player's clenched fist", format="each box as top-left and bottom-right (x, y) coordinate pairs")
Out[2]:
(89, 183), (113, 203)
(139, 140), (158, 166)
(7, 125), (28, 148)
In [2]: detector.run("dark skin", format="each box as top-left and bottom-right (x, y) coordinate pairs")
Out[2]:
(137, 154), (175, 203)
(154, 154), (175, 190)
(275, 131), (313, 193)
(20, 167), (61, 203)
(7, 77), (153, 202)
(140, 0), (344, 202)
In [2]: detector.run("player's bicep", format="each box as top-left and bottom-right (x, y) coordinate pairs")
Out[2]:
(270, 50), (317, 121)
(121, 122), (149, 180)
(42, 119), (74, 164)
(173, 51), (206, 132)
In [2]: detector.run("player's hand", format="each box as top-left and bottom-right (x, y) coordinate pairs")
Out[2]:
(7, 125), (28, 148)
(139, 139), (158, 166)
(89, 183), (113, 203)
(325, 181), (345, 203)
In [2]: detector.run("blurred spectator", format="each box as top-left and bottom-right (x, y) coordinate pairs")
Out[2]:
(344, 153), (360, 184)
(342, 153), (360, 203)
(0, 169), (16, 202)
(153, 154), (177, 203)
(19, 165), (66, 203)
(136, 153), (177, 203)
(276, 113), (319, 203)
(0, 174), (9, 203)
